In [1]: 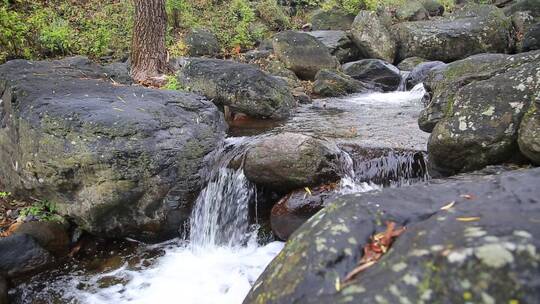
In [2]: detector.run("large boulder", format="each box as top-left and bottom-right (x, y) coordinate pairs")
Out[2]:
(310, 9), (356, 30)
(405, 60), (446, 90)
(243, 133), (341, 191)
(178, 58), (295, 119)
(350, 11), (396, 62)
(184, 28), (220, 57)
(0, 234), (54, 278)
(424, 51), (540, 174)
(518, 101), (540, 164)
(272, 31), (339, 80)
(13, 221), (69, 257)
(305, 30), (361, 63)
(504, 0), (540, 17)
(393, 5), (514, 62)
(397, 56), (428, 70)
(244, 168), (540, 304)
(0, 57), (226, 239)
(313, 69), (377, 97)
(421, 0), (445, 16)
(343, 59), (402, 92)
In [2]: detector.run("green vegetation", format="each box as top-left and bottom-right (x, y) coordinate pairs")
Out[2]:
(18, 200), (64, 223)
(0, 191), (10, 198)
(1, 0), (457, 63)
(164, 75), (181, 90)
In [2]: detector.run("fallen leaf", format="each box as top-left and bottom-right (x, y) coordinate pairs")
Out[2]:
(456, 216), (481, 222)
(304, 187), (312, 196)
(460, 194), (475, 200)
(440, 201), (456, 211)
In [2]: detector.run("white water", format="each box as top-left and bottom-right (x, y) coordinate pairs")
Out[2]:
(13, 87), (428, 304)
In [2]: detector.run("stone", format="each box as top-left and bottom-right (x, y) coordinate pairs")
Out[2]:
(311, 8), (356, 30)
(425, 51), (540, 175)
(405, 61), (446, 90)
(350, 10), (396, 62)
(523, 22), (540, 51)
(0, 234), (54, 278)
(102, 62), (132, 84)
(393, 5), (514, 62)
(397, 57), (428, 71)
(271, 184), (340, 241)
(313, 69), (377, 97)
(518, 102), (540, 164)
(0, 57), (226, 239)
(178, 58), (295, 119)
(13, 221), (69, 257)
(504, 0), (540, 17)
(305, 30), (361, 63)
(244, 168), (540, 304)
(243, 133), (341, 191)
(184, 28), (220, 57)
(421, 0), (445, 16)
(272, 31), (339, 80)
(343, 59), (402, 92)
(395, 0), (430, 21)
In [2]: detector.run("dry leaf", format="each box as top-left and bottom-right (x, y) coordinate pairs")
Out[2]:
(460, 194), (475, 200)
(456, 216), (481, 222)
(440, 201), (456, 211)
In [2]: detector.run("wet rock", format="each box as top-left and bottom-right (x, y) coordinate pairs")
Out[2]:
(518, 102), (540, 164)
(396, 0), (430, 21)
(393, 5), (514, 62)
(425, 50), (540, 174)
(305, 30), (360, 63)
(310, 9), (356, 30)
(178, 58), (295, 119)
(397, 56), (428, 71)
(421, 0), (445, 16)
(350, 10), (396, 62)
(0, 275), (6, 304)
(184, 28), (220, 57)
(0, 57), (226, 239)
(272, 31), (339, 80)
(343, 59), (402, 92)
(13, 222), (69, 257)
(405, 61), (446, 90)
(271, 184), (340, 241)
(244, 168), (540, 304)
(0, 234), (54, 278)
(243, 133), (341, 191)
(522, 22), (540, 51)
(313, 69), (377, 97)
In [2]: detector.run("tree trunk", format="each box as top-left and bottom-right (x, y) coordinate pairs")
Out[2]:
(131, 0), (169, 83)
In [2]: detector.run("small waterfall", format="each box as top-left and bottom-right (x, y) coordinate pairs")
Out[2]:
(397, 70), (410, 91)
(189, 137), (256, 249)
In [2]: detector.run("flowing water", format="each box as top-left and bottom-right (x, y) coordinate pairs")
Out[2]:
(11, 85), (430, 304)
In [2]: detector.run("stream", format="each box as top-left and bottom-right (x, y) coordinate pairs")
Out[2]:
(11, 85), (429, 304)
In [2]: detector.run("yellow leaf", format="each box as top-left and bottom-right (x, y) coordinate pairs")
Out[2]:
(113, 107), (124, 112)
(440, 201), (456, 211)
(335, 277), (341, 291)
(456, 216), (480, 222)
(304, 187), (312, 196)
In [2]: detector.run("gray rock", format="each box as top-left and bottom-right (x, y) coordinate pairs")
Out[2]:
(425, 50), (540, 175)
(0, 57), (226, 239)
(245, 168), (540, 304)
(306, 30), (361, 63)
(523, 22), (540, 51)
(395, 0), (430, 21)
(343, 59), (402, 92)
(504, 0), (540, 17)
(350, 10), (396, 62)
(397, 56), (428, 71)
(313, 69), (377, 97)
(243, 133), (341, 191)
(405, 60), (446, 90)
(311, 9), (356, 30)
(102, 62), (132, 84)
(393, 5), (514, 62)
(273, 31), (339, 80)
(518, 101), (540, 164)
(184, 28), (220, 57)
(421, 0), (445, 16)
(178, 58), (295, 119)
(0, 234), (54, 278)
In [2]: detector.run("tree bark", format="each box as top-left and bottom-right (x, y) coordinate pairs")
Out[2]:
(131, 0), (169, 83)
